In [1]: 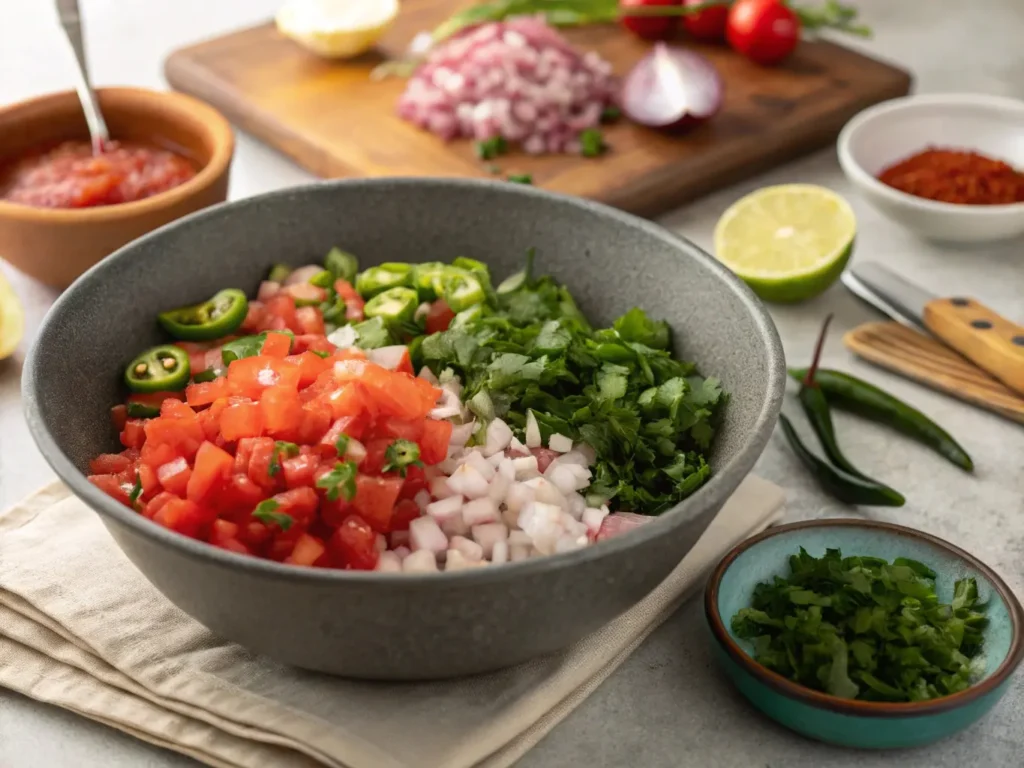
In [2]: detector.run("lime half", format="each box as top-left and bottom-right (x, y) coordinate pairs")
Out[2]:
(713, 184), (856, 304)
(276, 0), (399, 60)
(0, 270), (24, 360)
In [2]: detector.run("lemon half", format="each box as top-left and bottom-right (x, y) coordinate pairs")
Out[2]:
(713, 184), (857, 304)
(276, 0), (399, 60)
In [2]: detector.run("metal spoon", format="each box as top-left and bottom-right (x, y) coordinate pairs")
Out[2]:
(56, 0), (109, 155)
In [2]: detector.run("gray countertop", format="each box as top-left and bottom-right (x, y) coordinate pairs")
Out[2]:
(1, 1), (1022, 766)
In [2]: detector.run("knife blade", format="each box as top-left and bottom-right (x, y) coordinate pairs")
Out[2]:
(843, 261), (1024, 397)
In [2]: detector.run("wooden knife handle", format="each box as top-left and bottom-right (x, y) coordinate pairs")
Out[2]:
(923, 297), (1024, 396)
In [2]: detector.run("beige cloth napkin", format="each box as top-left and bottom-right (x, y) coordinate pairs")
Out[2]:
(0, 477), (784, 768)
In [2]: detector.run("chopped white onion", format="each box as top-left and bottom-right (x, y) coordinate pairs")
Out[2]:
(483, 418), (514, 456)
(548, 433), (573, 453)
(446, 462), (490, 498)
(525, 410), (542, 448)
(327, 324), (359, 349)
(344, 438), (368, 465)
(393, 545), (411, 559)
(510, 544), (531, 562)
(367, 345), (410, 371)
(413, 489), (432, 512)
(376, 551), (403, 572)
(582, 506), (609, 534)
(410, 516), (449, 554)
(463, 497), (500, 526)
(426, 495), (463, 523)
(491, 540), (509, 564)
(471, 522), (508, 557)
(463, 450), (496, 481)
(504, 482), (535, 515)
(441, 513), (470, 538)
(403, 549), (439, 572)
(524, 476), (566, 507)
(430, 475), (458, 499)
(508, 437), (530, 456)
(449, 421), (477, 447)
(450, 535), (484, 561)
(512, 455), (540, 480)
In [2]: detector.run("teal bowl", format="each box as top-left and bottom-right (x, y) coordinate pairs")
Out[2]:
(704, 519), (1024, 749)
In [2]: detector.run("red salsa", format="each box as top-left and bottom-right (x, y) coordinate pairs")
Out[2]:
(0, 140), (197, 209)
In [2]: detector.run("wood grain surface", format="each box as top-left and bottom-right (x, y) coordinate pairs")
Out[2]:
(844, 321), (1024, 425)
(164, 2), (912, 217)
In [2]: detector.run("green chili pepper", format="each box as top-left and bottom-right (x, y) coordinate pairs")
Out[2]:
(440, 268), (486, 312)
(309, 269), (334, 288)
(364, 286), (419, 327)
(267, 264), (292, 283)
(795, 315), (904, 504)
(157, 289), (249, 341)
(126, 402), (160, 419)
(324, 248), (359, 284)
(779, 415), (905, 507)
(788, 367), (974, 472)
(411, 262), (447, 301)
(125, 345), (191, 393)
(191, 369), (218, 384)
(355, 263), (412, 299)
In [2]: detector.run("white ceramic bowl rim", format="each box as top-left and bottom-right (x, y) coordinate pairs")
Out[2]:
(837, 92), (1024, 214)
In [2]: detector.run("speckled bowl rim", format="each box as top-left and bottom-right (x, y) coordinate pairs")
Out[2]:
(837, 92), (1024, 214)
(705, 518), (1024, 717)
(23, 177), (785, 586)
(0, 87), (234, 222)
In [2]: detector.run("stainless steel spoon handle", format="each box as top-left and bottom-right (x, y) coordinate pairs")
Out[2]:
(56, 0), (110, 154)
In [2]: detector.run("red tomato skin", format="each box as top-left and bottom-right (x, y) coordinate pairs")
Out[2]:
(319, 496), (352, 527)
(137, 462), (160, 499)
(285, 351), (332, 387)
(218, 473), (267, 512)
(377, 417), (425, 442)
(153, 498), (205, 537)
(241, 300), (266, 333)
(352, 474), (403, 533)
(247, 437), (279, 490)
(620, 0), (679, 41)
(398, 464), (429, 501)
(260, 386), (304, 438)
(296, 400), (333, 445)
(263, 293), (298, 332)
(390, 498), (422, 531)
(294, 306), (326, 336)
(282, 453), (320, 489)
(292, 334), (335, 355)
(334, 279), (365, 322)
(328, 514), (379, 570)
(141, 440), (177, 469)
(360, 438), (392, 476)
(419, 419), (453, 466)
(227, 356), (302, 399)
(88, 474), (133, 507)
(157, 457), (192, 496)
(186, 441), (234, 504)
(120, 420), (147, 450)
(272, 486), (320, 526)
(424, 300), (456, 335)
(682, 0), (729, 40)
(220, 401), (264, 441)
(90, 453), (132, 475)
(142, 491), (177, 520)
(185, 378), (232, 408)
(726, 0), (800, 65)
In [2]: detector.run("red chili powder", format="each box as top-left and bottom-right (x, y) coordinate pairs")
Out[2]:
(877, 147), (1024, 206)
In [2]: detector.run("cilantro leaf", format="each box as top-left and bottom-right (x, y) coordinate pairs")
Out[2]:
(730, 548), (988, 702)
(252, 499), (293, 531)
(382, 439), (424, 477)
(268, 441), (299, 477)
(316, 461), (358, 501)
(335, 433), (350, 456)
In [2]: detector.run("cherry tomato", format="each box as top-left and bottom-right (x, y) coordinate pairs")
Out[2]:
(620, 0), (680, 41)
(682, 0), (729, 41)
(726, 0), (801, 66)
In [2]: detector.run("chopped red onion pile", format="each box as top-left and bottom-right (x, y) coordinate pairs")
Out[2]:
(396, 16), (617, 155)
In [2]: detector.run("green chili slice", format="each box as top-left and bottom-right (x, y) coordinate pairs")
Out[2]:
(267, 264), (292, 283)
(324, 247), (359, 284)
(126, 402), (161, 419)
(125, 345), (191, 393)
(157, 289), (249, 342)
(191, 369), (218, 384)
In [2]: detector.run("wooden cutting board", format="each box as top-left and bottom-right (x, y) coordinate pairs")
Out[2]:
(844, 321), (1024, 425)
(164, 2), (912, 217)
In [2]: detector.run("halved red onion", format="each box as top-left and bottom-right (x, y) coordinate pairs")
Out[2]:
(621, 43), (724, 131)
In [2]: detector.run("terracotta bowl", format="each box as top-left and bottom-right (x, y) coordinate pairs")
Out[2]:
(0, 87), (234, 289)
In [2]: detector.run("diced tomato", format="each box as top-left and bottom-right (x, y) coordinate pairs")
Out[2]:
(88, 473), (133, 507)
(419, 419), (453, 466)
(360, 438), (392, 475)
(140, 440), (177, 469)
(220, 401), (263, 441)
(296, 400), (332, 444)
(144, 416), (204, 461)
(227, 356), (301, 399)
(120, 420), (147, 450)
(197, 397), (229, 441)
(210, 519), (239, 544)
(267, 528), (303, 561)
(292, 334), (335, 355)
(282, 452), (319, 489)
(360, 364), (439, 421)
(295, 306), (326, 336)
(317, 413), (370, 456)
(142, 491), (177, 520)
(323, 381), (371, 420)
(425, 299), (456, 334)
(233, 437), (255, 475)
(352, 474), (403, 533)
(217, 473), (267, 512)
(241, 300), (266, 333)
(247, 437), (278, 490)
(160, 398), (197, 419)
(284, 532), (326, 566)
(157, 457), (192, 496)
(284, 283), (328, 306)
(376, 417), (424, 442)
(187, 441), (234, 504)
(328, 514), (378, 570)
(334, 279), (365, 323)
(390, 498), (422, 532)
(239, 521), (272, 550)
(153, 498), (206, 537)
(398, 464), (428, 500)
(284, 351), (332, 387)
(90, 453), (132, 475)
(185, 377), (232, 407)
(263, 293), (298, 332)
(137, 462), (160, 499)
(260, 330), (293, 358)
(260, 386), (304, 438)
(110, 404), (128, 432)
(319, 496), (352, 527)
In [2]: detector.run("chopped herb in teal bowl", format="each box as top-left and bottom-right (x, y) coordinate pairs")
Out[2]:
(704, 519), (1023, 749)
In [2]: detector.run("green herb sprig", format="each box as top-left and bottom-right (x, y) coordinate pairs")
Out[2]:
(316, 461), (359, 501)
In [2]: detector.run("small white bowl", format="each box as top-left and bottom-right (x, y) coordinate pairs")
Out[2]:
(837, 93), (1024, 243)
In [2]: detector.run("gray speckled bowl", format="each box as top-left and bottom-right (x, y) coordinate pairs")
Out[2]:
(23, 179), (785, 680)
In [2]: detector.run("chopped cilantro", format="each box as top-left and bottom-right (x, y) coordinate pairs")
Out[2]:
(128, 473), (143, 505)
(601, 106), (621, 123)
(316, 460), (358, 501)
(475, 136), (508, 161)
(382, 439), (423, 477)
(731, 548), (989, 702)
(335, 433), (350, 456)
(267, 441), (300, 477)
(252, 499), (293, 531)
(579, 128), (606, 158)
(311, 350), (331, 359)
(507, 173), (533, 185)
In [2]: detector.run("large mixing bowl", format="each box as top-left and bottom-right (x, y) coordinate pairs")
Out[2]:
(23, 179), (785, 680)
